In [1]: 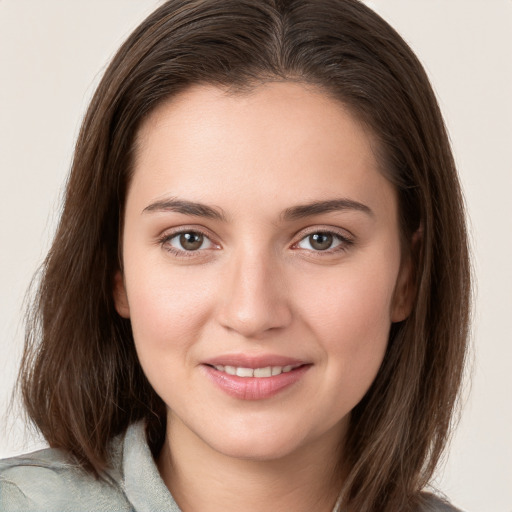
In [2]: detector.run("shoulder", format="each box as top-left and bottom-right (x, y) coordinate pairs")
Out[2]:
(0, 446), (131, 512)
(418, 492), (465, 512)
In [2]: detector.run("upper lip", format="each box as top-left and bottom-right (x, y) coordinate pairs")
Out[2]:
(202, 354), (309, 369)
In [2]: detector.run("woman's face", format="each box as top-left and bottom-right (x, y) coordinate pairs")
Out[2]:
(115, 82), (412, 462)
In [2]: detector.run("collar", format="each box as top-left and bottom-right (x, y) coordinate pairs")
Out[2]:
(121, 421), (182, 512)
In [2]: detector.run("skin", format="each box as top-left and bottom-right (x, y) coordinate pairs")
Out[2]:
(114, 82), (413, 512)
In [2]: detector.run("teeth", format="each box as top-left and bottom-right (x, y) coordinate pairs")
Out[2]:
(212, 364), (300, 378)
(225, 366), (236, 375)
(236, 367), (254, 377)
(253, 366), (272, 377)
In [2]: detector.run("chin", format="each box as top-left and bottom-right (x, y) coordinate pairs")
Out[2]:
(198, 419), (318, 463)
(211, 436), (302, 462)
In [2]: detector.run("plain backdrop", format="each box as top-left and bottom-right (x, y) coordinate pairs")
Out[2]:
(0, 1), (511, 511)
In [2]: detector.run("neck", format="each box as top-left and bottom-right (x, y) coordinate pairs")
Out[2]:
(157, 415), (345, 512)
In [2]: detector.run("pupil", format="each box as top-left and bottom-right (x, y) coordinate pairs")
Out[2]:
(310, 233), (332, 250)
(180, 232), (203, 250)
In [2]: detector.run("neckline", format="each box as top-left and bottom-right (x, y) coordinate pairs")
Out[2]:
(121, 421), (345, 512)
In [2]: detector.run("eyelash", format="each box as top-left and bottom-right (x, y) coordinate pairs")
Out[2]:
(292, 229), (354, 254)
(157, 227), (354, 258)
(158, 228), (217, 258)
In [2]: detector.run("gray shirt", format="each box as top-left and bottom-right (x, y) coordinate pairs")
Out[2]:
(0, 422), (462, 511)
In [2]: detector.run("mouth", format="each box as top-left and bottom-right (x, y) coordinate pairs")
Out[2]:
(201, 357), (311, 400)
(206, 363), (304, 378)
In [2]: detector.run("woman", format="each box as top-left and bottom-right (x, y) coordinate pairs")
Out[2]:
(0, 1), (470, 511)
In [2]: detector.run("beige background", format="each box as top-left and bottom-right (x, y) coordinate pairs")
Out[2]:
(1, 1), (511, 510)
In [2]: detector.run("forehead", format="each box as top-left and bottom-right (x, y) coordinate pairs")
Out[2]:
(129, 82), (395, 221)
(135, 81), (377, 168)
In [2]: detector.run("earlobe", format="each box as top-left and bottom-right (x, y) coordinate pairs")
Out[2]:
(113, 270), (131, 318)
(391, 230), (421, 323)
(391, 256), (414, 322)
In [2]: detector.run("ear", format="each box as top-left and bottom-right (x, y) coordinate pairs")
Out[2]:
(391, 230), (421, 323)
(113, 270), (131, 318)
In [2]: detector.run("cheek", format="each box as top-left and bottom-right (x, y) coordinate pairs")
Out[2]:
(124, 267), (220, 407)
(122, 253), (217, 361)
(299, 259), (397, 334)
(294, 255), (399, 387)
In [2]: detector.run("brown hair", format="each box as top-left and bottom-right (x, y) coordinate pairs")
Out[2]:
(19, 1), (471, 510)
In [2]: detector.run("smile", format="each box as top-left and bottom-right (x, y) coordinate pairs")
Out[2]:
(209, 364), (302, 378)
(202, 361), (311, 400)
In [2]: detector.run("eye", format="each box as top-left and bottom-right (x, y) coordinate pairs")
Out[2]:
(295, 231), (350, 252)
(164, 231), (214, 252)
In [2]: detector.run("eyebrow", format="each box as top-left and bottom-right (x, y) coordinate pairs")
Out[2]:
(142, 198), (226, 221)
(142, 197), (373, 222)
(282, 198), (374, 221)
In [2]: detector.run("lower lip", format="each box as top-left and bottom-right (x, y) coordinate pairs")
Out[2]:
(202, 365), (311, 400)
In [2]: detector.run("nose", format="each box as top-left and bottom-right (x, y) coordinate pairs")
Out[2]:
(216, 248), (292, 339)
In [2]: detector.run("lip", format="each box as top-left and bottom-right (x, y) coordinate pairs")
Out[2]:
(202, 354), (306, 369)
(201, 354), (311, 400)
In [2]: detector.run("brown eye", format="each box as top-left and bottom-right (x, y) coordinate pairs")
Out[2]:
(179, 232), (204, 251)
(296, 231), (349, 252)
(309, 233), (333, 251)
(165, 231), (213, 253)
